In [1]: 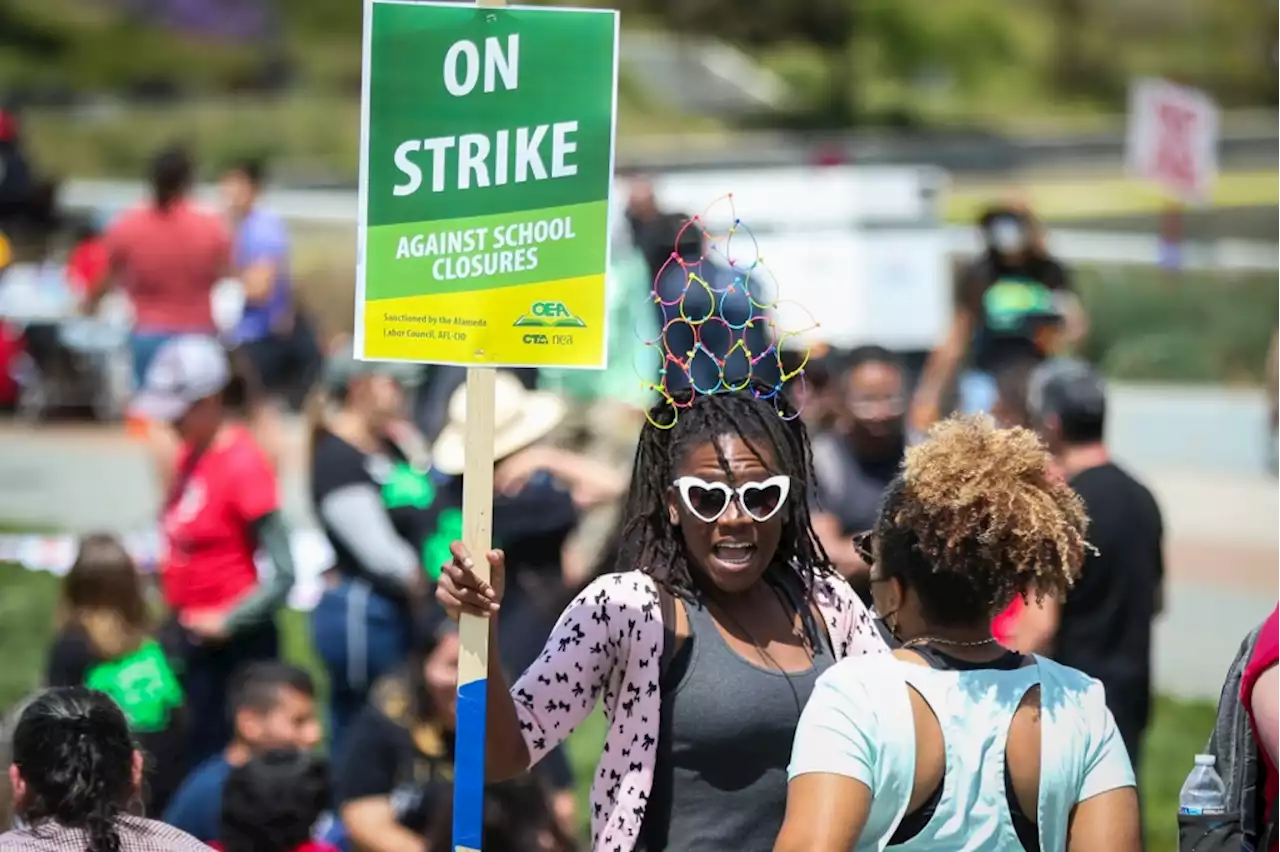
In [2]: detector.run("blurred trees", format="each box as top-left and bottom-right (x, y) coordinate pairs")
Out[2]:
(617, 0), (856, 118)
(0, 0), (1275, 120)
(0, 1), (265, 101)
(1045, 0), (1279, 105)
(1048, 0), (1091, 95)
(614, 0), (1019, 124)
(617, 0), (1276, 123)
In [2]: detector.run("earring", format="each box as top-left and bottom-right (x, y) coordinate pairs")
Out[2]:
(878, 605), (902, 641)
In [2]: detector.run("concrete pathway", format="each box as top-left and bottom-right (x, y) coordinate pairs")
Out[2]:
(1133, 468), (1276, 700)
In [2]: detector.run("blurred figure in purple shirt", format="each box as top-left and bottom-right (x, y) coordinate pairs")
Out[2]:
(221, 158), (321, 408)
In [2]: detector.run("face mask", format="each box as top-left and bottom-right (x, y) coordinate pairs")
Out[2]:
(871, 603), (902, 641)
(989, 217), (1026, 253)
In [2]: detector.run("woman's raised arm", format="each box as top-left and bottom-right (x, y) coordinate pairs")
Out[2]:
(438, 544), (635, 780)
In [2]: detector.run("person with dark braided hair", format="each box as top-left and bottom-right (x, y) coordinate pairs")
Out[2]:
(437, 385), (885, 852)
(1, 687), (208, 852)
(776, 415), (1139, 852)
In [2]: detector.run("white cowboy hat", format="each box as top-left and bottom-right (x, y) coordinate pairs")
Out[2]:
(432, 371), (567, 476)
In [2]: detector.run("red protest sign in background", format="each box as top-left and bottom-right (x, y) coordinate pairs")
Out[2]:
(1126, 78), (1220, 206)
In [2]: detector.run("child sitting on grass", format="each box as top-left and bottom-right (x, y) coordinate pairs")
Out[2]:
(45, 533), (188, 814)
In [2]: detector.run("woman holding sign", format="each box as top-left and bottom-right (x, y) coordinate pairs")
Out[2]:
(437, 386), (887, 851)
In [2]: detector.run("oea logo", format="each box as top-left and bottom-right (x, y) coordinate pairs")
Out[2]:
(531, 301), (572, 318)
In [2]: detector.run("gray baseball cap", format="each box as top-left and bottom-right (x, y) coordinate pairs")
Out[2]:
(323, 342), (424, 394)
(1027, 357), (1107, 424)
(132, 335), (231, 422)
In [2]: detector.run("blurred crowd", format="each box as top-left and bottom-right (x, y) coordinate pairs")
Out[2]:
(0, 126), (1275, 852)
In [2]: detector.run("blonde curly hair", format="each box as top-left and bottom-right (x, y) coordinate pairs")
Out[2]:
(875, 414), (1089, 625)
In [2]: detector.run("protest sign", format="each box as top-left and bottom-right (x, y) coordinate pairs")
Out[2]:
(1126, 77), (1220, 206)
(356, 3), (618, 850)
(355, 0), (619, 370)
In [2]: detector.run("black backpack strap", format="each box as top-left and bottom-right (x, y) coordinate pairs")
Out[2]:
(657, 584), (679, 686)
(647, 582), (682, 851)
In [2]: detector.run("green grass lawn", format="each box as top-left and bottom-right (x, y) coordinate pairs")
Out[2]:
(0, 560), (1212, 847)
(0, 561), (606, 839)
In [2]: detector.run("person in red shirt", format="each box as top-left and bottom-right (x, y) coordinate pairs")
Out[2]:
(93, 146), (231, 388)
(1243, 605), (1279, 849)
(132, 334), (296, 767)
(65, 218), (110, 300)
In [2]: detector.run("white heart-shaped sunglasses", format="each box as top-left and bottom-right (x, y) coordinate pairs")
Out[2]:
(672, 475), (792, 523)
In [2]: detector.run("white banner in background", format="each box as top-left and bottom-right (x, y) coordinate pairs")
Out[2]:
(0, 530), (334, 612)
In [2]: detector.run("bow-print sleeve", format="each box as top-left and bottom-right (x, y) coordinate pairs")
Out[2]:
(814, 574), (889, 659)
(511, 573), (654, 767)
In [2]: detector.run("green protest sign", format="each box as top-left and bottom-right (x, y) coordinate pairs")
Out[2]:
(355, 0), (619, 369)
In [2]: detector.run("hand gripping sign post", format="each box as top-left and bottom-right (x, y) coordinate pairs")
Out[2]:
(354, 2), (619, 849)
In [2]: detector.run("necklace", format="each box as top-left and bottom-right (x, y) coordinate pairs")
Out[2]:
(703, 582), (814, 718)
(900, 635), (999, 649)
(766, 581), (817, 658)
(708, 593), (814, 671)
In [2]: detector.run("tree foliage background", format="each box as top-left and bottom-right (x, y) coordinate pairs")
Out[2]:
(2, 0), (1275, 122)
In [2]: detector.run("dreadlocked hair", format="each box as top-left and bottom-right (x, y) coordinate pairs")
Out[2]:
(875, 414), (1089, 627)
(613, 384), (832, 599)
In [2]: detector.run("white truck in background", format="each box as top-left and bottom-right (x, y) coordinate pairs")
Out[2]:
(613, 164), (953, 365)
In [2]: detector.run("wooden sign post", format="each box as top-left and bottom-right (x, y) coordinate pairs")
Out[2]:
(353, 0), (619, 846)
(455, 366), (495, 852)
(454, 14), (503, 852)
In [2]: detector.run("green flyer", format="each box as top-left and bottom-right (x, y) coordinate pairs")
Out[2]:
(355, 0), (619, 369)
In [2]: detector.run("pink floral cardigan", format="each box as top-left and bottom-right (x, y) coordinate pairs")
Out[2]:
(510, 569), (887, 851)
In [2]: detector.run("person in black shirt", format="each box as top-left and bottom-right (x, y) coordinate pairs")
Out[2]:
(624, 176), (688, 285)
(44, 534), (188, 816)
(422, 777), (577, 852)
(0, 106), (33, 233)
(334, 616), (459, 851)
(1017, 358), (1164, 772)
(431, 372), (626, 664)
(308, 343), (446, 758)
(912, 204), (1088, 428)
(334, 615), (575, 852)
(810, 346), (908, 601)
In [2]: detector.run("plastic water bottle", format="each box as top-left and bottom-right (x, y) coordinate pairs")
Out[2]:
(1179, 754), (1228, 815)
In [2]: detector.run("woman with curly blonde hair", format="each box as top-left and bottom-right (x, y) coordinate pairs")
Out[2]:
(775, 415), (1139, 852)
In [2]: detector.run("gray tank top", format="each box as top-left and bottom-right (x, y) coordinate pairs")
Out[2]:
(637, 573), (835, 852)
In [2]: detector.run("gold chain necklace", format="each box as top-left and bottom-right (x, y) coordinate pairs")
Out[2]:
(900, 635), (999, 649)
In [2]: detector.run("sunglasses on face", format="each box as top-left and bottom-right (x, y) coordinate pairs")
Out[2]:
(672, 475), (791, 524)
(848, 395), (906, 420)
(852, 530), (877, 568)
